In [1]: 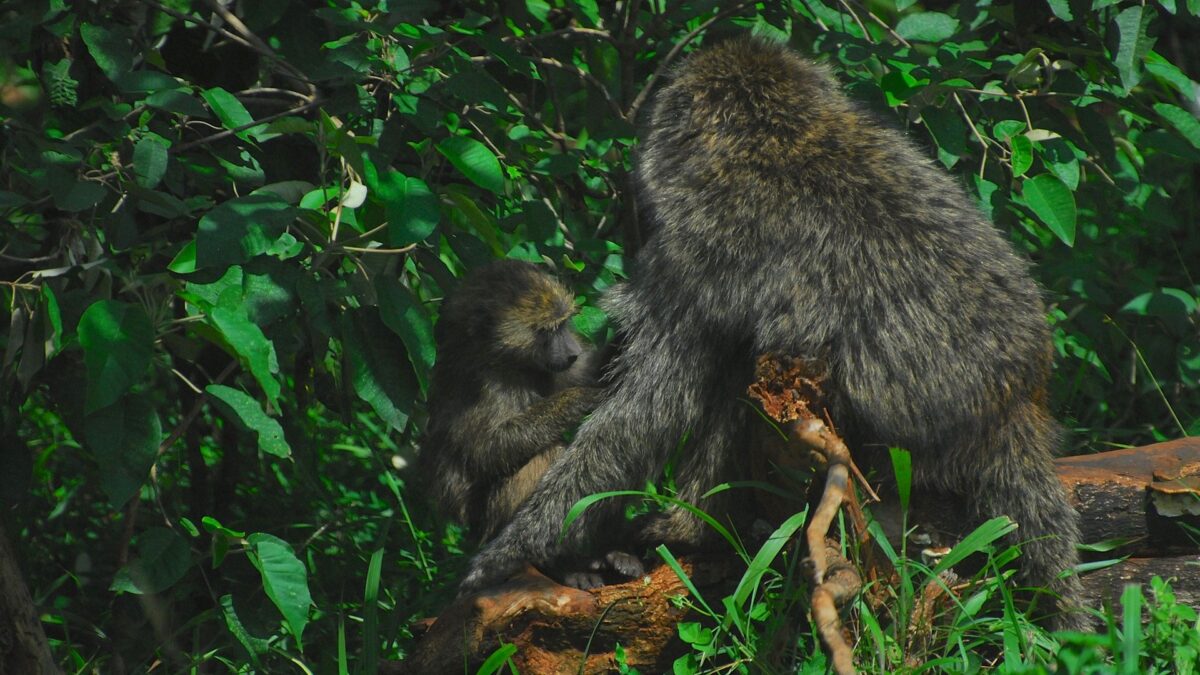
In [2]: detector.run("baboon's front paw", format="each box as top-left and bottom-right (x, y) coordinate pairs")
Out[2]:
(561, 571), (605, 590)
(600, 550), (645, 578)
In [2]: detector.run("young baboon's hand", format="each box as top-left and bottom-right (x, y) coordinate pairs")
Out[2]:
(557, 386), (605, 417)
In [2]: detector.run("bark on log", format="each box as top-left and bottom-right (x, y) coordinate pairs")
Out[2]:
(1056, 437), (1200, 557)
(389, 558), (735, 675)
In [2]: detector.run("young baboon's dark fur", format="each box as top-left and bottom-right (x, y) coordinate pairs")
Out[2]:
(460, 38), (1084, 628)
(421, 260), (643, 587)
(421, 260), (603, 542)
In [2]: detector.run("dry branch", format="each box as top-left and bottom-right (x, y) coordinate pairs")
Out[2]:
(747, 354), (862, 675)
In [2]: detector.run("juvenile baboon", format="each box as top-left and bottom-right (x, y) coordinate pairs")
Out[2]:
(420, 260), (642, 587)
(460, 38), (1085, 628)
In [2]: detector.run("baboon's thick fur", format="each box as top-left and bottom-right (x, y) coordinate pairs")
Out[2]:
(461, 38), (1084, 628)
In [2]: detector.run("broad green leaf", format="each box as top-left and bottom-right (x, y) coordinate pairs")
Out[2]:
(920, 105), (966, 168)
(110, 527), (190, 594)
(145, 89), (209, 117)
(133, 135), (169, 189)
(880, 69), (922, 106)
(1153, 103), (1200, 149)
(365, 163), (439, 245)
(1047, 0), (1073, 20)
(1009, 134), (1033, 177)
(895, 12), (960, 42)
(1145, 52), (1197, 98)
(1022, 174), (1076, 246)
(1120, 288), (1198, 318)
(52, 178), (106, 212)
(445, 190), (504, 255)
(84, 394), (161, 506)
(206, 385), (291, 458)
(247, 533), (312, 646)
(437, 137), (504, 194)
(1039, 138), (1081, 191)
(80, 23), (133, 79)
(209, 306), (281, 406)
(168, 241), (197, 273)
(201, 86), (262, 140)
(196, 194), (295, 269)
(78, 300), (154, 413)
(375, 276), (435, 395)
(113, 70), (179, 94)
(1113, 6), (1156, 93)
(340, 309), (417, 432)
(992, 119), (1026, 141)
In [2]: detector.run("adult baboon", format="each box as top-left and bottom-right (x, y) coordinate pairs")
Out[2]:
(459, 38), (1084, 629)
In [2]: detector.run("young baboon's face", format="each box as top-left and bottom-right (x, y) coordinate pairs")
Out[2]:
(535, 322), (583, 373)
(494, 273), (580, 373)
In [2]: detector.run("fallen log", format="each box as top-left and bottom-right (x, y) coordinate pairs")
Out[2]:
(392, 439), (1200, 672)
(388, 558), (735, 674)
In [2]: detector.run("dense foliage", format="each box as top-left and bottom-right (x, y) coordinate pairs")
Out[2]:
(1, 0), (1197, 672)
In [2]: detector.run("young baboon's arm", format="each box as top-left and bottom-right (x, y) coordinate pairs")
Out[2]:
(458, 386), (604, 478)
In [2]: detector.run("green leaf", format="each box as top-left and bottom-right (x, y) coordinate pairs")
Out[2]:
(201, 86), (263, 141)
(1039, 138), (1081, 191)
(78, 300), (154, 413)
(1009, 134), (1033, 177)
(365, 163), (440, 245)
(52, 178), (107, 212)
(1021, 174), (1077, 246)
(247, 533), (312, 646)
(110, 527), (191, 594)
(921, 105), (967, 168)
(133, 135), (169, 189)
(84, 394), (161, 506)
(1113, 5), (1156, 93)
(1153, 103), (1200, 149)
(895, 12), (960, 42)
(206, 385), (291, 458)
(209, 306), (281, 407)
(341, 309), (417, 432)
(196, 194), (295, 269)
(146, 89), (209, 117)
(113, 70), (179, 94)
(931, 516), (1017, 576)
(437, 137), (504, 194)
(168, 241), (197, 274)
(375, 276), (435, 395)
(1145, 52), (1197, 99)
(992, 119), (1026, 141)
(1047, 0), (1073, 20)
(41, 284), (62, 359)
(80, 23), (133, 79)
(1120, 288), (1198, 318)
(477, 645), (518, 675)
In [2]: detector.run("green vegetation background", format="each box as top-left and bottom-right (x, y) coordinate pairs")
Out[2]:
(1, 0), (1198, 672)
